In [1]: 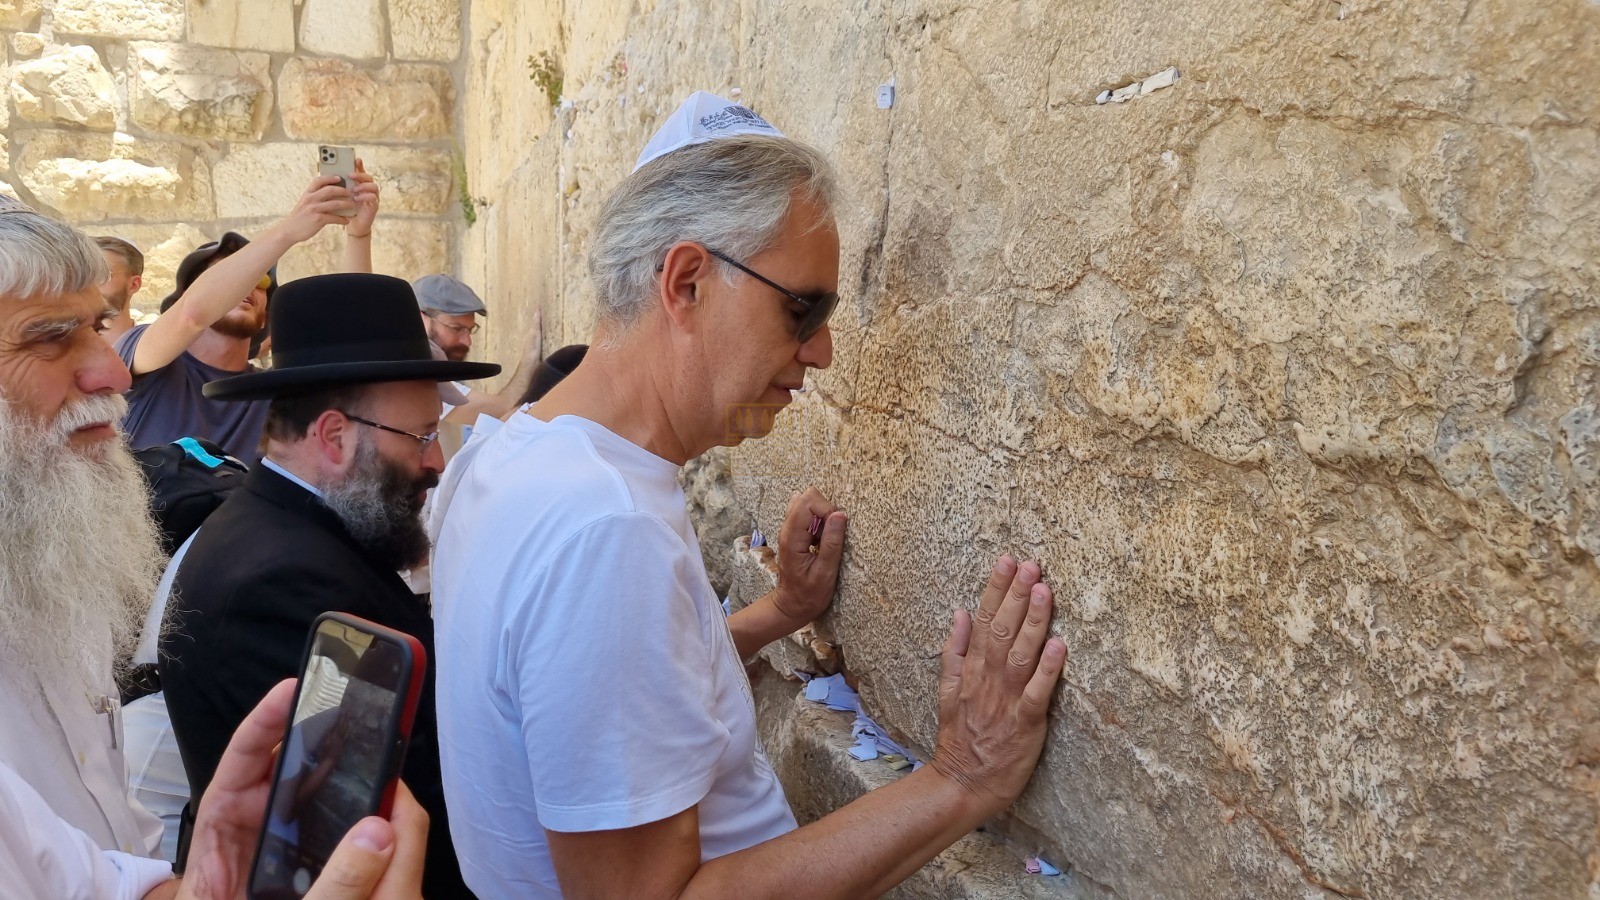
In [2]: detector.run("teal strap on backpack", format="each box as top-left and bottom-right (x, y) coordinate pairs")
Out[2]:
(174, 437), (226, 469)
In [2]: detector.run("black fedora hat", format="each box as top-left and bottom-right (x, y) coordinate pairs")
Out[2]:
(204, 273), (500, 401)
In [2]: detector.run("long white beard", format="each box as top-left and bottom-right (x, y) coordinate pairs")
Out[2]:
(0, 394), (165, 683)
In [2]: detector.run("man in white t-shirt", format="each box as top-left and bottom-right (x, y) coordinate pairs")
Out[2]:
(430, 91), (1070, 898)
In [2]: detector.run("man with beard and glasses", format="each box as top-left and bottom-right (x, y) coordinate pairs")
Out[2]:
(116, 168), (379, 464)
(160, 273), (497, 897)
(411, 275), (547, 430)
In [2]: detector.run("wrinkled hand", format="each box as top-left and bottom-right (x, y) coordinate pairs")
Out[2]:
(280, 175), (356, 244)
(772, 487), (848, 628)
(174, 679), (429, 900)
(930, 556), (1067, 812)
(344, 158), (380, 239)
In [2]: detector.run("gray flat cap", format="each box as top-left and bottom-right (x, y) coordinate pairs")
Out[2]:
(413, 274), (487, 316)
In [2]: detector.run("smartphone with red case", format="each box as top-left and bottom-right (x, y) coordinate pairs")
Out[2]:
(247, 612), (426, 900)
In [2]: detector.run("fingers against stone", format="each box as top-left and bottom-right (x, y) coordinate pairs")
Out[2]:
(1007, 582), (1054, 680)
(985, 561), (1040, 664)
(1021, 638), (1067, 718)
(938, 609), (972, 707)
(969, 555), (1017, 659)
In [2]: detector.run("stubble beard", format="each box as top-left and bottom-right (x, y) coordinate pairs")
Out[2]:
(0, 395), (165, 685)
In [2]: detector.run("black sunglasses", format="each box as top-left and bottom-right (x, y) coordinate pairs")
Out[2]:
(703, 249), (838, 343)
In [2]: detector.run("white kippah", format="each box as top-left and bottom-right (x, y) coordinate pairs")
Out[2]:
(632, 91), (785, 173)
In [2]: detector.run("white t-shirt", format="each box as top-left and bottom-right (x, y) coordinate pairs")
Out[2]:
(0, 759), (172, 900)
(430, 413), (796, 897)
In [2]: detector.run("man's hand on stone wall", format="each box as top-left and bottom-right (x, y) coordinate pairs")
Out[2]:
(930, 556), (1067, 812)
(772, 487), (848, 628)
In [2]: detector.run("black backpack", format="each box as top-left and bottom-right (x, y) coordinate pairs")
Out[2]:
(132, 437), (248, 557)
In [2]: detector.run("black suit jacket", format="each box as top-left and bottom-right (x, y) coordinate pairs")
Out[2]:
(160, 465), (473, 898)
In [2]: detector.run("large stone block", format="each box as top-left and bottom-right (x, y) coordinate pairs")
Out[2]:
(0, 0), (40, 31)
(459, 1), (1600, 898)
(10, 46), (117, 129)
(212, 143), (454, 219)
(51, 0), (183, 41)
(128, 43), (272, 141)
(80, 223), (210, 312)
(298, 0), (385, 60)
(15, 130), (212, 223)
(276, 218), (449, 285)
(184, 0), (294, 54)
(279, 59), (454, 142)
(361, 146), (454, 215)
(389, 0), (462, 61)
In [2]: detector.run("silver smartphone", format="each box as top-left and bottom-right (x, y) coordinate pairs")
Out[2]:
(316, 145), (357, 218)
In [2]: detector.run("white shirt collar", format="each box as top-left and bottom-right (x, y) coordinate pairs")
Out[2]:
(260, 457), (324, 498)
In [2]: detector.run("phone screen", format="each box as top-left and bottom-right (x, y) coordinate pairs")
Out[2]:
(251, 619), (409, 899)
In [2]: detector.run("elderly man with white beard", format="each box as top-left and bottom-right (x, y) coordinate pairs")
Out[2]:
(0, 198), (436, 900)
(0, 198), (168, 856)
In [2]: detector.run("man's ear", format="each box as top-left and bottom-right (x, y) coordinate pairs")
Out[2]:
(129, 274), (142, 295)
(657, 241), (714, 332)
(310, 408), (357, 470)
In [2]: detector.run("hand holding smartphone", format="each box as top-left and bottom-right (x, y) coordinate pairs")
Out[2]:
(248, 613), (425, 900)
(317, 145), (358, 218)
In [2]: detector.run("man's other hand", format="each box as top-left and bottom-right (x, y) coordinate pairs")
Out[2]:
(930, 556), (1067, 812)
(344, 158), (381, 239)
(772, 487), (847, 628)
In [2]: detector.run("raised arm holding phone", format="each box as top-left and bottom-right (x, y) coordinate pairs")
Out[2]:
(115, 161), (381, 462)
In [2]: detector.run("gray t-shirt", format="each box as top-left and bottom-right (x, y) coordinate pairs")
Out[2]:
(115, 325), (270, 464)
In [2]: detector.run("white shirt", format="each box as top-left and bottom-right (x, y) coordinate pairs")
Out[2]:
(430, 413), (796, 897)
(0, 655), (163, 857)
(0, 759), (172, 900)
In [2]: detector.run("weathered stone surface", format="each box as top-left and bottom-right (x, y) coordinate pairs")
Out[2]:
(279, 59), (453, 142)
(0, 0), (40, 31)
(210, 143), (322, 220)
(389, 0), (462, 61)
(462, 1), (1600, 897)
(213, 143), (454, 219)
(276, 218), (449, 286)
(10, 32), (43, 58)
(10, 46), (117, 129)
(128, 43), (273, 141)
(361, 146), (454, 215)
(52, 0), (183, 41)
(81, 222), (209, 312)
(184, 0), (294, 53)
(16, 130), (213, 223)
(298, 0), (386, 60)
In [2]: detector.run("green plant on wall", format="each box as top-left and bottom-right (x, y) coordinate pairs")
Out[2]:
(528, 51), (563, 108)
(451, 151), (486, 227)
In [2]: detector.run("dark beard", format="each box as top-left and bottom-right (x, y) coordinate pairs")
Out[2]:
(211, 307), (265, 340)
(320, 439), (437, 572)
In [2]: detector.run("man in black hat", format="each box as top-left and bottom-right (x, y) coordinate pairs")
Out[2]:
(159, 273), (497, 898)
(114, 171), (379, 463)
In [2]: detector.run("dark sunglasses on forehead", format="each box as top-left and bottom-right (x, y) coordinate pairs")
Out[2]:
(658, 248), (838, 343)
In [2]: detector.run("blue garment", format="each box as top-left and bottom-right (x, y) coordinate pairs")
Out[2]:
(115, 325), (269, 464)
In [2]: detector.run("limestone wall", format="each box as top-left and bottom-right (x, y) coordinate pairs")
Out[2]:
(0, 0), (463, 312)
(461, 1), (1600, 897)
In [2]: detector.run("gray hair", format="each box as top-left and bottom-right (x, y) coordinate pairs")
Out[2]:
(0, 202), (109, 301)
(588, 135), (837, 327)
